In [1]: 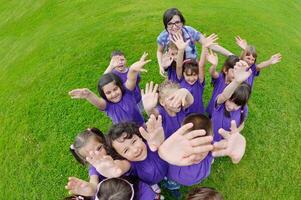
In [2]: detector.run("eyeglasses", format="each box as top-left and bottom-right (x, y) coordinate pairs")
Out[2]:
(167, 20), (182, 28)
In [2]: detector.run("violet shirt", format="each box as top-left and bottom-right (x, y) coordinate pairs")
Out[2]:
(180, 79), (205, 115)
(246, 63), (260, 88)
(112, 68), (142, 103)
(128, 145), (168, 185)
(104, 88), (144, 126)
(157, 105), (186, 139)
(166, 153), (213, 186)
(89, 165), (106, 181)
(211, 99), (248, 142)
(137, 181), (157, 200)
(206, 73), (227, 117)
(165, 64), (180, 83)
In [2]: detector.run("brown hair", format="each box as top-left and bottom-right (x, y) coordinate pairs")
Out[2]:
(186, 187), (223, 200)
(183, 59), (199, 76)
(158, 80), (180, 105)
(240, 45), (257, 63)
(182, 113), (213, 136)
(70, 128), (106, 165)
(221, 55), (240, 75)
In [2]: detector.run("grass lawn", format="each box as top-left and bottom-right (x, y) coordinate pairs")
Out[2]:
(0, 0), (300, 199)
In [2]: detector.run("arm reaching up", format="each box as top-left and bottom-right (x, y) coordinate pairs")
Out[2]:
(141, 81), (159, 116)
(256, 53), (282, 71)
(65, 177), (96, 196)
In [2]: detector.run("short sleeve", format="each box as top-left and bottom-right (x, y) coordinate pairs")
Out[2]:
(157, 30), (168, 47)
(185, 26), (201, 42)
(89, 166), (99, 177)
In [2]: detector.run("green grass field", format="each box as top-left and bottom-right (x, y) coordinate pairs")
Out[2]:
(0, 0), (300, 199)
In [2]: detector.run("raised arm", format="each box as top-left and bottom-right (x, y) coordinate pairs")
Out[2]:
(170, 33), (189, 80)
(168, 88), (194, 109)
(235, 36), (248, 50)
(207, 49), (219, 79)
(217, 61), (252, 105)
(199, 34), (233, 56)
(69, 88), (106, 111)
(103, 56), (119, 74)
(256, 53), (282, 71)
(141, 81), (159, 116)
(65, 177), (96, 197)
(125, 52), (150, 91)
(157, 44), (167, 77)
(199, 33), (219, 83)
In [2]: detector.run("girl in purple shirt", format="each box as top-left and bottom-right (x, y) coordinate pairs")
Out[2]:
(211, 60), (252, 142)
(69, 53), (150, 126)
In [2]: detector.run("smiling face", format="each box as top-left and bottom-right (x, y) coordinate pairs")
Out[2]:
(102, 81), (122, 103)
(225, 100), (241, 112)
(78, 136), (107, 159)
(112, 133), (147, 162)
(167, 15), (183, 34)
(243, 54), (256, 66)
(183, 69), (198, 85)
(114, 55), (127, 72)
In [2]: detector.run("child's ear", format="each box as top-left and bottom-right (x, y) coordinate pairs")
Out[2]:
(222, 68), (228, 75)
(159, 98), (165, 107)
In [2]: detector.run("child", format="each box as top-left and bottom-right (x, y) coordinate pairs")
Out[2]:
(103, 50), (143, 112)
(69, 53), (150, 126)
(212, 60), (252, 142)
(142, 80), (194, 138)
(157, 8), (232, 77)
(235, 36), (282, 88)
(174, 33), (218, 115)
(67, 128), (130, 194)
(205, 53), (240, 118)
(186, 187), (224, 200)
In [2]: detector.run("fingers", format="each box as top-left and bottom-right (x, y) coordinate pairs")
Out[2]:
(153, 83), (158, 93)
(212, 149), (228, 157)
(192, 144), (214, 154)
(189, 135), (213, 147)
(149, 81), (153, 93)
(141, 89), (145, 96)
(180, 154), (197, 166)
(213, 140), (228, 149)
(218, 128), (230, 139)
(145, 82), (149, 94)
(174, 123), (193, 136)
(184, 129), (206, 140)
(230, 120), (238, 134)
(139, 127), (149, 141)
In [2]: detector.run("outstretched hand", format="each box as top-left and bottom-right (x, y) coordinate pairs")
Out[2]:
(234, 60), (252, 83)
(170, 32), (189, 50)
(141, 81), (159, 112)
(235, 36), (248, 50)
(158, 123), (213, 166)
(212, 120), (246, 164)
(69, 88), (92, 99)
(86, 151), (122, 178)
(202, 33), (218, 48)
(269, 53), (282, 64)
(206, 49), (218, 66)
(139, 115), (165, 151)
(161, 52), (173, 69)
(130, 52), (151, 73)
(65, 177), (96, 196)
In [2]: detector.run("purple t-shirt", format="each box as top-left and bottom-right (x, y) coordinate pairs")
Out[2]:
(112, 68), (142, 103)
(137, 181), (157, 200)
(206, 73), (228, 117)
(180, 79), (205, 115)
(104, 88), (144, 126)
(128, 145), (168, 185)
(158, 105), (186, 139)
(165, 64), (180, 83)
(211, 99), (248, 142)
(246, 63), (260, 88)
(89, 165), (106, 181)
(167, 153), (213, 186)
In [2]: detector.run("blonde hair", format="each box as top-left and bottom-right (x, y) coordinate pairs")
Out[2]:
(158, 80), (180, 104)
(167, 41), (178, 51)
(240, 45), (257, 63)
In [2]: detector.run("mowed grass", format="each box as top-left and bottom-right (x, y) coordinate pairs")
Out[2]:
(0, 0), (300, 199)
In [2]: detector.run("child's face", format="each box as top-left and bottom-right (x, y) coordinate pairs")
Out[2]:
(167, 15), (183, 34)
(78, 137), (107, 159)
(183, 70), (198, 85)
(243, 54), (255, 66)
(102, 82), (122, 103)
(225, 100), (241, 112)
(112, 133), (147, 162)
(168, 48), (178, 62)
(224, 68), (235, 82)
(114, 55), (127, 72)
(161, 88), (182, 113)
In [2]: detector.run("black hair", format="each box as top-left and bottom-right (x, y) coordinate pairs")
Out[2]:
(224, 82), (251, 123)
(163, 8), (186, 30)
(106, 122), (142, 160)
(111, 50), (125, 58)
(183, 59), (199, 75)
(70, 128), (106, 165)
(97, 73), (125, 100)
(182, 113), (213, 136)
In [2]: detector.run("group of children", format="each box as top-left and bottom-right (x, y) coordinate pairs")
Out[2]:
(65, 7), (282, 200)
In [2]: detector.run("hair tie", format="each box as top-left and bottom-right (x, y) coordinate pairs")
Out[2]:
(182, 59), (192, 65)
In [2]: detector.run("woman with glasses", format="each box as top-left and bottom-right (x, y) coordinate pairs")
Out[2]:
(157, 8), (233, 77)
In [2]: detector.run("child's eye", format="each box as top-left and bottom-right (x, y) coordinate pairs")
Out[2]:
(96, 145), (103, 151)
(105, 91), (111, 95)
(123, 149), (128, 154)
(132, 139), (136, 144)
